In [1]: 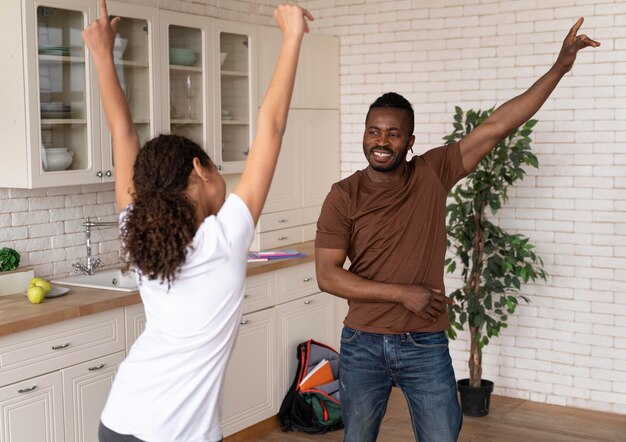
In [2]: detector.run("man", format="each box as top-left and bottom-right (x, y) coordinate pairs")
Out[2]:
(315, 18), (599, 442)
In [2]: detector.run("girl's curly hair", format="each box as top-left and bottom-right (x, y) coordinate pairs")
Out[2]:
(121, 134), (210, 286)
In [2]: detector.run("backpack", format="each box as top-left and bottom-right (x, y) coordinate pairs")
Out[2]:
(279, 339), (344, 434)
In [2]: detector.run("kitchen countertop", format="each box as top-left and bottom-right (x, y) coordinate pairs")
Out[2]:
(0, 241), (316, 337)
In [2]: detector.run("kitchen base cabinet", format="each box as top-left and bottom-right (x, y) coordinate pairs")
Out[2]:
(0, 310), (125, 442)
(62, 351), (125, 442)
(222, 308), (278, 437)
(124, 302), (147, 351)
(276, 292), (336, 402)
(0, 371), (64, 442)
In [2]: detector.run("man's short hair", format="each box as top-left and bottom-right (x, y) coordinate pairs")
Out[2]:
(367, 92), (415, 135)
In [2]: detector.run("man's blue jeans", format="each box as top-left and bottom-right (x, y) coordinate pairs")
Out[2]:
(339, 326), (462, 442)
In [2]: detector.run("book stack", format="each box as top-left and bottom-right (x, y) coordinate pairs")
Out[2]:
(247, 249), (307, 263)
(299, 359), (334, 390)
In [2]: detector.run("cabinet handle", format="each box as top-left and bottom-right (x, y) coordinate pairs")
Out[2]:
(51, 342), (70, 350)
(240, 319), (249, 325)
(96, 171), (103, 178)
(278, 218), (288, 223)
(217, 165), (222, 171)
(105, 170), (112, 177)
(303, 277), (312, 282)
(244, 294), (249, 298)
(88, 363), (105, 371)
(18, 385), (37, 394)
(278, 236), (288, 240)
(304, 300), (312, 305)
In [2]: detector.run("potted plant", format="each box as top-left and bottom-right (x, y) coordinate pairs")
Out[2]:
(443, 107), (548, 417)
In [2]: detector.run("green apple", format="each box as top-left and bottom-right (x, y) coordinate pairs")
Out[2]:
(29, 277), (52, 295)
(27, 286), (46, 304)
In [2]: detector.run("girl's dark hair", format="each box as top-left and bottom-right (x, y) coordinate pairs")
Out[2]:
(367, 92), (415, 135)
(121, 134), (210, 286)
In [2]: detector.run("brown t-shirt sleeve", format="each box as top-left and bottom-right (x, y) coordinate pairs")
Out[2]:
(315, 183), (351, 250)
(421, 141), (468, 191)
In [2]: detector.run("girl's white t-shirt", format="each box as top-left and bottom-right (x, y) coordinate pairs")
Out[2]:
(101, 193), (254, 442)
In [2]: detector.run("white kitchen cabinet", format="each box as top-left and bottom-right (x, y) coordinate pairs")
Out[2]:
(0, 0), (160, 188)
(254, 27), (340, 250)
(62, 351), (125, 442)
(0, 371), (65, 442)
(257, 27), (339, 110)
(124, 302), (147, 350)
(160, 10), (212, 151)
(211, 19), (257, 174)
(101, 2), (159, 167)
(222, 308), (278, 437)
(276, 291), (336, 401)
(0, 309), (125, 442)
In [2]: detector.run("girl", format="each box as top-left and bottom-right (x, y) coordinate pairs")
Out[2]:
(82, 1), (313, 441)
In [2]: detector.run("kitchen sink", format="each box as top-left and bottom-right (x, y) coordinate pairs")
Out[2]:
(51, 269), (138, 292)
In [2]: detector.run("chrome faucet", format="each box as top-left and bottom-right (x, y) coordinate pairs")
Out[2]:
(72, 217), (117, 275)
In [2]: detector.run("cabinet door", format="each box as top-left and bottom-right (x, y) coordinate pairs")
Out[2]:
(300, 109), (341, 207)
(0, 372), (64, 442)
(100, 2), (159, 182)
(23, 0), (102, 187)
(160, 11), (211, 150)
(276, 292), (336, 400)
(124, 303), (147, 350)
(261, 110), (302, 213)
(62, 351), (125, 442)
(295, 34), (340, 109)
(222, 308), (278, 437)
(212, 19), (257, 174)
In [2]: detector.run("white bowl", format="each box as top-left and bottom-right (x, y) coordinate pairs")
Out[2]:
(220, 52), (228, 67)
(114, 35), (128, 60)
(44, 147), (74, 171)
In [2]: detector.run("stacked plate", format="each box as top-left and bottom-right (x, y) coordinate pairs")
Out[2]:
(39, 45), (70, 56)
(41, 102), (72, 119)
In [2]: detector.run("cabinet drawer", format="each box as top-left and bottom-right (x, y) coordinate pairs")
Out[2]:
(0, 310), (125, 386)
(257, 209), (303, 233)
(277, 262), (318, 304)
(258, 226), (303, 250)
(243, 272), (276, 314)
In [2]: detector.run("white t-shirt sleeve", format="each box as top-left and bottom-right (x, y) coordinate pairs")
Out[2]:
(215, 193), (255, 253)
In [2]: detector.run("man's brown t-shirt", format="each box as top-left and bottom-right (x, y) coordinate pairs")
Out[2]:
(315, 142), (468, 333)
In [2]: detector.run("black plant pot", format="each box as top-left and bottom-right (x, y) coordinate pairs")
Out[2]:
(457, 379), (494, 417)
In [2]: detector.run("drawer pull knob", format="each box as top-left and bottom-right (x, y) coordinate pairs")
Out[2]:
(88, 363), (106, 371)
(278, 236), (288, 240)
(303, 277), (312, 282)
(240, 320), (249, 325)
(304, 300), (312, 305)
(18, 385), (37, 394)
(278, 218), (288, 223)
(51, 343), (70, 350)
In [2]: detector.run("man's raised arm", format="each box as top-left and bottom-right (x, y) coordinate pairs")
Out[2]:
(460, 17), (600, 172)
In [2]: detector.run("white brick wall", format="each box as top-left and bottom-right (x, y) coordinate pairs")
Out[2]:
(307, 0), (626, 414)
(0, 0), (624, 415)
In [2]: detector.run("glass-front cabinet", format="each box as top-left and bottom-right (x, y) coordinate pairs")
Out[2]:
(23, 0), (101, 187)
(0, 2), (256, 188)
(161, 11), (209, 150)
(212, 20), (257, 174)
(102, 2), (158, 182)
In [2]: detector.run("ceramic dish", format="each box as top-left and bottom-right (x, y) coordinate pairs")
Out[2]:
(23, 286), (70, 298)
(169, 48), (197, 66)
